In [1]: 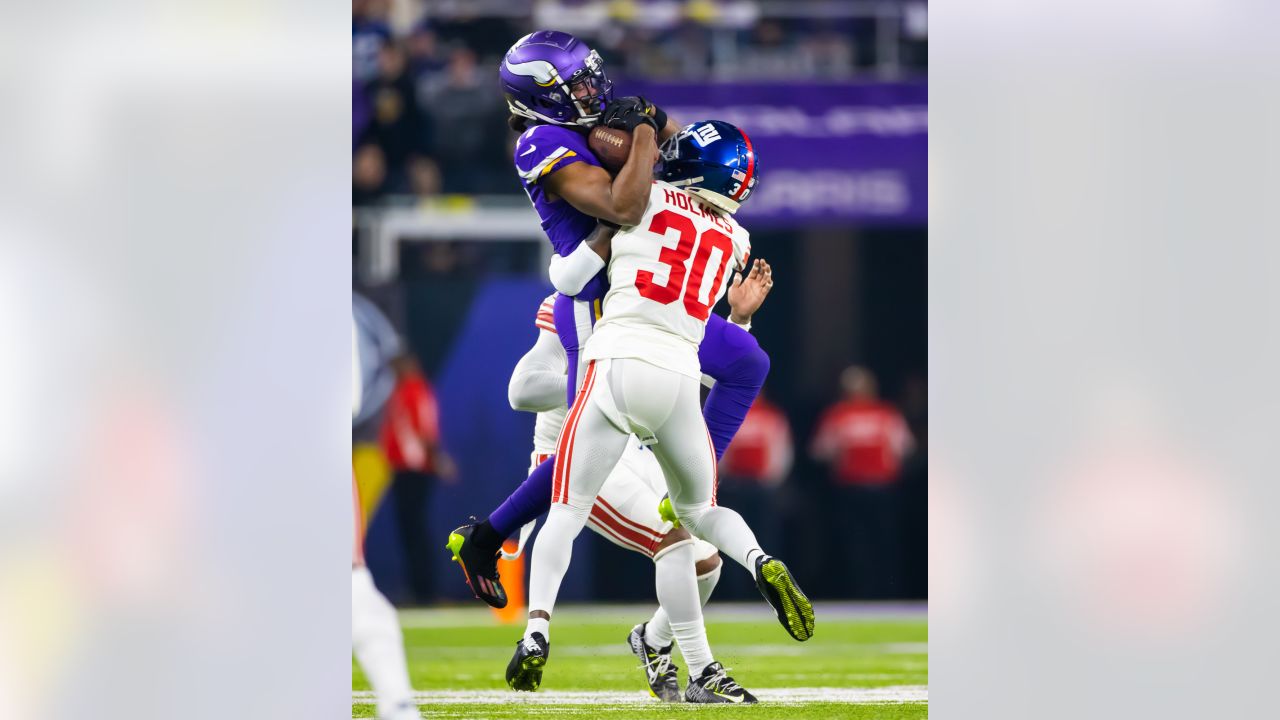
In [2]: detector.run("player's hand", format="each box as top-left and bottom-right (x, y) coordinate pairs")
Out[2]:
(601, 96), (660, 133)
(728, 258), (773, 325)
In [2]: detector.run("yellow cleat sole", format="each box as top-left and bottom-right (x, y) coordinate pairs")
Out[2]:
(760, 559), (815, 641)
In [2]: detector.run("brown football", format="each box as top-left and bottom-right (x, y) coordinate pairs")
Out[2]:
(587, 126), (633, 173)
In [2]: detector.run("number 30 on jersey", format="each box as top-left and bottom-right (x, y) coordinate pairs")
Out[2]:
(634, 209), (736, 321)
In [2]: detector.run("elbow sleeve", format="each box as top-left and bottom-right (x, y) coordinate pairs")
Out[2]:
(548, 242), (607, 296)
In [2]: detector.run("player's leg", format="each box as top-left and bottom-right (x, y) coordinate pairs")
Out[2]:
(593, 361), (753, 703)
(698, 314), (770, 459)
(650, 382), (815, 643)
(447, 294), (598, 602)
(352, 567), (417, 720)
(584, 451), (715, 701)
(351, 476), (419, 719)
(554, 292), (598, 406)
(643, 540), (721, 649)
(509, 361), (631, 691)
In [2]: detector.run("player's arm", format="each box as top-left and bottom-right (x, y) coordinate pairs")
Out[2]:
(544, 123), (658, 227)
(508, 329), (569, 413)
(547, 222), (618, 295)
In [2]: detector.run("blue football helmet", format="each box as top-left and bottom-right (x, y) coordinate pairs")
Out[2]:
(658, 120), (759, 214)
(499, 31), (613, 127)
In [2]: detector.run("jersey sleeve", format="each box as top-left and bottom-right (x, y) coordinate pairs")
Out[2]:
(513, 125), (600, 186)
(733, 225), (752, 271)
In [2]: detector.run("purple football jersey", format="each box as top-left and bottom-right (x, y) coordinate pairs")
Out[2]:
(513, 124), (601, 258)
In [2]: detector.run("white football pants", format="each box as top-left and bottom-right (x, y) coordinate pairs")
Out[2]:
(531, 358), (764, 620)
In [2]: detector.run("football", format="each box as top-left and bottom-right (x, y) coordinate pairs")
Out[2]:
(587, 125), (633, 173)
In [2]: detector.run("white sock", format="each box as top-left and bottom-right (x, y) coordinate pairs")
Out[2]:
(680, 505), (765, 576)
(526, 503), (590, 640)
(524, 616), (550, 643)
(647, 559), (721, 648)
(670, 619), (713, 679)
(351, 566), (415, 718)
(651, 542), (713, 677)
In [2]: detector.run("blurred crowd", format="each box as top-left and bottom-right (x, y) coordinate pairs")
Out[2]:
(352, 0), (928, 205)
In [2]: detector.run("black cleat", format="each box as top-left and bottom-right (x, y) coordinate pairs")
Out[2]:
(505, 632), (550, 692)
(684, 662), (757, 704)
(755, 555), (815, 641)
(626, 623), (681, 702)
(445, 520), (507, 608)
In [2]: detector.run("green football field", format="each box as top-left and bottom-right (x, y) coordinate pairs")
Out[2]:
(353, 602), (928, 719)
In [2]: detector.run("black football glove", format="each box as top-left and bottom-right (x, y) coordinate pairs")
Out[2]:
(601, 95), (664, 133)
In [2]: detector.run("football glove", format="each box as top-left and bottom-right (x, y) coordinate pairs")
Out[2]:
(601, 96), (664, 133)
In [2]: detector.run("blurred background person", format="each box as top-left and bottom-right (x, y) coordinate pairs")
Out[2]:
(716, 390), (793, 598)
(379, 354), (455, 604)
(811, 366), (915, 598)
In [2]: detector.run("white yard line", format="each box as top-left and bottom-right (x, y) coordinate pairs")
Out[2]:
(352, 686), (928, 705)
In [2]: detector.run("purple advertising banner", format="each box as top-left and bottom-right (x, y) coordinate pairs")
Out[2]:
(622, 80), (927, 227)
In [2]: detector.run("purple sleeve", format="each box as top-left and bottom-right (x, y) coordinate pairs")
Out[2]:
(513, 125), (600, 186)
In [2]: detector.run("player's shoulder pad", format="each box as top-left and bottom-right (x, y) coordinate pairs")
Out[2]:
(514, 124), (598, 183)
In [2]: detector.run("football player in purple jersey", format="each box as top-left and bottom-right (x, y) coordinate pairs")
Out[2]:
(447, 30), (773, 630)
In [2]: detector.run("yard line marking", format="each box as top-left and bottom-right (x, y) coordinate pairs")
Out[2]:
(352, 686), (928, 705)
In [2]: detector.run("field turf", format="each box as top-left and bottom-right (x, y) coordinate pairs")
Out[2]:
(353, 603), (927, 719)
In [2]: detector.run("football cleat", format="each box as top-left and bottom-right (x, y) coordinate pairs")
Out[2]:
(684, 662), (757, 704)
(445, 521), (508, 608)
(506, 632), (550, 692)
(626, 623), (681, 702)
(755, 555), (815, 641)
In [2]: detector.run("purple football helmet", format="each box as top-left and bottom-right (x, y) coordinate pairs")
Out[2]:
(499, 31), (613, 127)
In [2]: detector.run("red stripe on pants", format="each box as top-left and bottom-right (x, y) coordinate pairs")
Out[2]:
(553, 361), (598, 504)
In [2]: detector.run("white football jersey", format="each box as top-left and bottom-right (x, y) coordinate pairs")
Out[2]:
(584, 181), (751, 379)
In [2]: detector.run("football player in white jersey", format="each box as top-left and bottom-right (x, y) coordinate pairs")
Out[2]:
(502, 279), (768, 700)
(511, 121), (814, 705)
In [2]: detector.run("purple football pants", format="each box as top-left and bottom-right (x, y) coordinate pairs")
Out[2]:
(487, 292), (769, 537)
